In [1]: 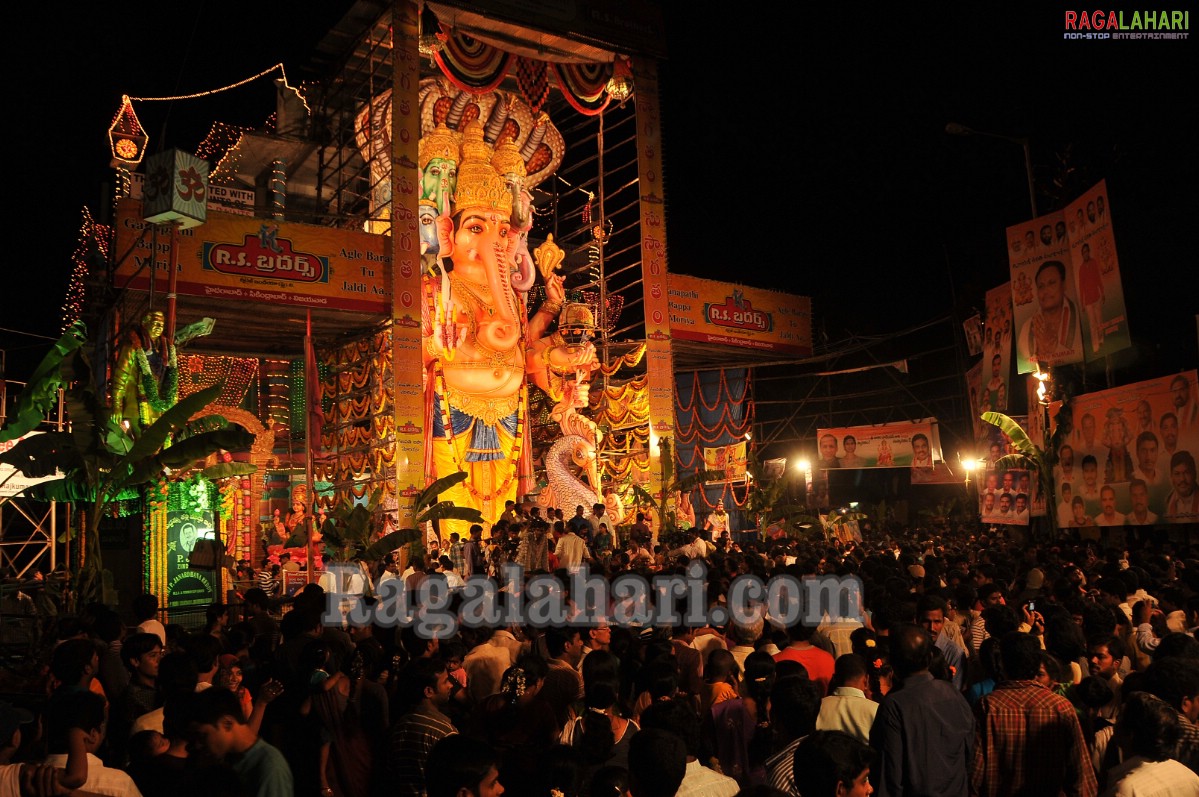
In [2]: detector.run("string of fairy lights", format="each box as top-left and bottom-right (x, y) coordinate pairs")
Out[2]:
(61, 208), (111, 331)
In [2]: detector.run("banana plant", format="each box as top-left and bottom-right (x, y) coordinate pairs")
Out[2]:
(0, 322), (87, 444)
(321, 471), (484, 565)
(740, 447), (816, 542)
(0, 328), (255, 606)
(981, 411), (1057, 538)
(631, 469), (727, 548)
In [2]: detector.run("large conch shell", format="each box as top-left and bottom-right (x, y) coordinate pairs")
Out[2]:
(535, 234), (566, 282)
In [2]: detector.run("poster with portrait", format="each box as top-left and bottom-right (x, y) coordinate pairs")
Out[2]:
(816, 420), (943, 469)
(963, 313), (984, 357)
(983, 283), (1015, 411)
(979, 466), (1035, 526)
(1064, 180), (1131, 360)
(1052, 371), (1199, 527)
(702, 441), (748, 482)
(1008, 211), (1084, 373)
(967, 360), (986, 445)
(166, 508), (219, 612)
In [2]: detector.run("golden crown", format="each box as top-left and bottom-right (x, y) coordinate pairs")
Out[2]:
(453, 121), (511, 216)
(490, 133), (526, 179)
(560, 302), (596, 330)
(419, 122), (459, 171)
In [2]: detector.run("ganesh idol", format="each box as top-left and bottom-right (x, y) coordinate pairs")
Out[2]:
(422, 121), (593, 529)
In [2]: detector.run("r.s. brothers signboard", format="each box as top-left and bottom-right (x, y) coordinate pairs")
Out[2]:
(667, 274), (811, 355)
(114, 199), (390, 313)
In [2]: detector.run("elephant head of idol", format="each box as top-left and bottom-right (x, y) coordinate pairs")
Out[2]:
(436, 121), (521, 352)
(492, 133), (536, 293)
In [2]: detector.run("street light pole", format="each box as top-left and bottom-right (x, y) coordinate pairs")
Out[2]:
(946, 122), (1037, 217)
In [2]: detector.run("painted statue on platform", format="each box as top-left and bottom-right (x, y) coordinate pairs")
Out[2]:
(111, 310), (178, 435)
(419, 79), (597, 530)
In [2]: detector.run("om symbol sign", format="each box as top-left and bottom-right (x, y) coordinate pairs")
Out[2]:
(177, 167), (206, 202)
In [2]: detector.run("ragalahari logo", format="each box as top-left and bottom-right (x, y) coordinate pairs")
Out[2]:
(1064, 9), (1189, 39)
(203, 225), (330, 283)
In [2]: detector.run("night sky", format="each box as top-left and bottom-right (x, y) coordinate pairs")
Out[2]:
(5, 3), (1196, 391)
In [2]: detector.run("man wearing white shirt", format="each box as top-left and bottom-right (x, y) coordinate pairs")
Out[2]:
(726, 619), (762, 671)
(1057, 482), (1076, 529)
(1012, 494), (1031, 525)
(640, 700), (739, 797)
(815, 654), (878, 744)
(1160, 413), (1180, 458)
(45, 690), (142, 797)
(910, 433), (933, 468)
(554, 527), (588, 570)
(669, 530), (708, 562)
(1126, 479), (1158, 526)
(1133, 431), (1166, 488)
(996, 493), (1013, 521)
(1095, 485), (1125, 527)
(1171, 374), (1199, 432)
(1165, 451), (1199, 523)
(377, 555), (402, 591)
(437, 556), (465, 590)
(703, 501), (731, 541)
(1055, 444), (1077, 489)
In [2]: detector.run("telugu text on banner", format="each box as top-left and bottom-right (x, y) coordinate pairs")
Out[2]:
(667, 274), (812, 356)
(113, 199), (390, 314)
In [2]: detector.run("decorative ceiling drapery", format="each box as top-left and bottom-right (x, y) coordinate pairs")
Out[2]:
(674, 369), (755, 512)
(433, 29), (614, 116)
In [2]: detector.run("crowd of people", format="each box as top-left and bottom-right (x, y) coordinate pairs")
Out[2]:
(4, 516), (1199, 797)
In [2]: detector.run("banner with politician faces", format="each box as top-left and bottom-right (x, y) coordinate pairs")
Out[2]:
(1008, 180), (1131, 374)
(1049, 370), (1199, 527)
(977, 414), (1043, 524)
(979, 467), (1035, 526)
(1063, 180), (1131, 361)
(816, 420), (942, 470)
(982, 283), (1014, 413)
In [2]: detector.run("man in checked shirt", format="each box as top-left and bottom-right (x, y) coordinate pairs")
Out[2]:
(971, 632), (1097, 797)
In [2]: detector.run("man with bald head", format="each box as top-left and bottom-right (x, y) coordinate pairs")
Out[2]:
(870, 624), (975, 797)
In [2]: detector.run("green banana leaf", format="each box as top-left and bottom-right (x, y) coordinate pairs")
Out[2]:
(416, 501), (485, 526)
(993, 453), (1037, 472)
(0, 431), (81, 478)
(59, 347), (116, 463)
(0, 322), (87, 443)
(122, 385), (224, 471)
(23, 478), (140, 503)
(363, 529), (421, 563)
(201, 462), (259, 481)
(414, 471), (469, 514)
(981, 412), (1037, 459)
(123, 427), (257, 487)
(183, 415), (230, 438)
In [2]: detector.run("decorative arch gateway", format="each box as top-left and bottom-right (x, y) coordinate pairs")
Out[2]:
(143, 405), (273, 614)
